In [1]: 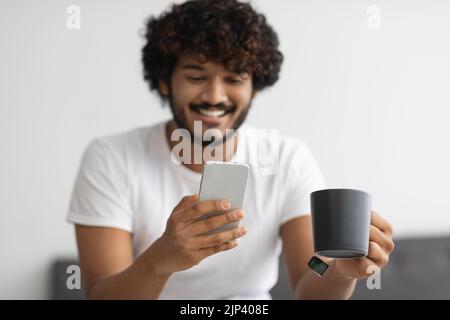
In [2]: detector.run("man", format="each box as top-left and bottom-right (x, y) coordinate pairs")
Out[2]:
(67, 0), (394, 299)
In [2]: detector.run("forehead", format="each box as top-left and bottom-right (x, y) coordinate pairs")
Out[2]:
(175, 52), (249, 78)
(176, 53), (224, 71)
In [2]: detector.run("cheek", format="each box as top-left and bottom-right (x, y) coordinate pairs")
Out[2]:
(232, 88), (253, 109)
(171, 79), (199, 108)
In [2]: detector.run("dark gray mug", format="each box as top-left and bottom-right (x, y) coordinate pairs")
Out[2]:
(310, 188), (372, 258)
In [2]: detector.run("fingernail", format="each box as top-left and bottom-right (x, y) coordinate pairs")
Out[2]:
(221, 200), (231, 209)
(236, 210), (244, 219)
(240, 227), (247, 236)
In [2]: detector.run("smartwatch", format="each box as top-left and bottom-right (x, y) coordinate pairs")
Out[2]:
(307, 255), (329, 277)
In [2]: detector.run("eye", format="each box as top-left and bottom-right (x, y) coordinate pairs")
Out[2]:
(226, 77), (243, 85)
(187, 76), (206, 82)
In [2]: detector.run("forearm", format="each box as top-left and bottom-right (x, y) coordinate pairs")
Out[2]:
(86, 239), (171, 300)
(295, 259), (357, 300)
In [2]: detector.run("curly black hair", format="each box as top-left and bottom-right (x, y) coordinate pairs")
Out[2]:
(142, 0), (284, 101)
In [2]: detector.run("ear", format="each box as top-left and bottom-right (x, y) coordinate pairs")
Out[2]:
(159, 80), (169, 96)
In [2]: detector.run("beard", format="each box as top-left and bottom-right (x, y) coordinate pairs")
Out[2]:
(168, 90), (252, 147)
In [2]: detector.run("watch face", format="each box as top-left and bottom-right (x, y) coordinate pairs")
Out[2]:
(308, 256), (329, 277)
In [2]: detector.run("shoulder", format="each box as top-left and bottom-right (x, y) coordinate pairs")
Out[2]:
(238, 124), (321, 181)
(239, 124), (313, 163)
(84, 121), (165, 161)
(76, 122), (166, 179)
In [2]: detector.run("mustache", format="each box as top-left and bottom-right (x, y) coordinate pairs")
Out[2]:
(189, 102), (236, 113)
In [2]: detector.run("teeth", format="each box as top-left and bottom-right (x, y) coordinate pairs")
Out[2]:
(197, 109), (226, 117)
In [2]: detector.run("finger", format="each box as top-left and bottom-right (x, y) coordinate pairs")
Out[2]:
(370, 225), (395, 252)
(193, 226), (247, 249)
(371, 210), (394, 236)
(182, 199), (232, 223)
(199, 239), (239, 258)
(187, 209), (244, 236)
(173, 194), (198, 211)
(367, 241), (389, 267)
(352, 257), (380, 278)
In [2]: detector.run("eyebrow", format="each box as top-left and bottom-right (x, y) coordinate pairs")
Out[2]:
(181, 63), (206, 71)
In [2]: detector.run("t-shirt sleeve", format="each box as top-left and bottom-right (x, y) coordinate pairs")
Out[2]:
(66, 138), (133, 233)
(279, 141), (327, 225)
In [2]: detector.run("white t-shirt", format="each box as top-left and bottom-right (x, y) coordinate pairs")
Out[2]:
(67, 120), (326, 299)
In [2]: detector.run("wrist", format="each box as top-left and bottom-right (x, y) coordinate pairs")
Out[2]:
(331, 259), (356, 281)
(311, 255), (355, 281)
(143, 237), (173, 279)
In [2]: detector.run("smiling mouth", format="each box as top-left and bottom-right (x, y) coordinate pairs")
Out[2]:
(195, 109), (227, 117)
(191, 107), (235, 118)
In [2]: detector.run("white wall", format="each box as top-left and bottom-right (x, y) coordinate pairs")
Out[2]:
(1, 0), (449, 299)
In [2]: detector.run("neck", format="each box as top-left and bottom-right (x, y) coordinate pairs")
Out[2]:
(165, 120), (238, 173)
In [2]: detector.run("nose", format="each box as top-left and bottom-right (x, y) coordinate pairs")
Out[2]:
(200, 79), (229, 106)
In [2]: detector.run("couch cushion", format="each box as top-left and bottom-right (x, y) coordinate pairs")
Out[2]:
(270, 236), (450, 300)
(52, 236), (450, 299)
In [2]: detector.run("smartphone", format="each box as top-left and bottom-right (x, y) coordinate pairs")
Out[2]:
(197, 161), (249, 235)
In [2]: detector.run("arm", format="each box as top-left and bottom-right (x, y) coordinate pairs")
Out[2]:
(280, 215), (356, 300)
(281, 211), (394, 300)
(75, 194), (247, 299)
(76, 225), (171, 299)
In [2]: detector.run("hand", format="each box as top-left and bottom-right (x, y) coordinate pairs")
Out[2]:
(153, 194), (247, 276)
(334, 210), (395, 280)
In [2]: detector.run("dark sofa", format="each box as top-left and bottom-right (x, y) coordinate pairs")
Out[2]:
(53, 235), (450, 300)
